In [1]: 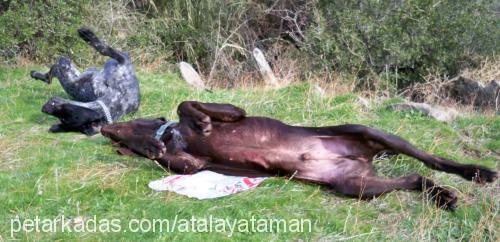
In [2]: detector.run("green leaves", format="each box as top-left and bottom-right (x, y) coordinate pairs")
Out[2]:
(0, 0), (91, 63)
(307, 0), (499, 88)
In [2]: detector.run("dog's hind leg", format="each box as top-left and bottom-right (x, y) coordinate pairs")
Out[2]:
(78, 27), (128, 64)
(31, 57), (98, 102)
(366, 127), (496, 183)
(323, 124), (497, 183)
(330, 174), (458, 210)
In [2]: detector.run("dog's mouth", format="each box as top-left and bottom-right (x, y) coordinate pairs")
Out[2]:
(100, 124), (129, 142)
(100, 124), (116, 138)
(101, 119), (168, 143)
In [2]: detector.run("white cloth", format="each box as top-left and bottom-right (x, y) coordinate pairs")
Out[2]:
(148, 170), (266, 199)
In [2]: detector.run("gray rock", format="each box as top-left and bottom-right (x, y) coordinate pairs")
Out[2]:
(388, 101), (460, 122)
(478, 80), (499, 109)
(446, 77), (499, 110)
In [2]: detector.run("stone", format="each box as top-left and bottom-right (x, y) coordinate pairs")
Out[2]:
(477, 80), (499, 108)
(252, 48), (279, 87)
(446, 77), (499, 109)
(178, 62), (205, 90)
(388, 101), (460, 122)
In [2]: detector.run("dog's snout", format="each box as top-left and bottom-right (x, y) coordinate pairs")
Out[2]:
(41, 102), (53, 114)
(100, 124), (113, 137)
(100, 124), (126, 140)
(42, 97), (63, 114)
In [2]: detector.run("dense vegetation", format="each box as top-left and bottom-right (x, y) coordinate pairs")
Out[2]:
(1, 0), (498, 88)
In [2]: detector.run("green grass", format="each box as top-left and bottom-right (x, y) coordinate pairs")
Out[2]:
(0, 66), (498, 241)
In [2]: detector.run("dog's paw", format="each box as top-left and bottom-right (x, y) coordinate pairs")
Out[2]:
(139, 137), (166, 160)
(78, 27), (99, 44)
(116, 148), (136, 157)
(464, 166), (498, 184)
(196, 116), (212, 136)
(473, 167), (497, 183)
(30, 71), (50, 84)
(188, 116), (212, 136)
(428, 186), (458, 211)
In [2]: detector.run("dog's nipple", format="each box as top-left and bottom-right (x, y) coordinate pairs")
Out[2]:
(300, 153), (312, 161)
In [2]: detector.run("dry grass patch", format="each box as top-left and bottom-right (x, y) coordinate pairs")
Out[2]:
(61, 162), (136, 191)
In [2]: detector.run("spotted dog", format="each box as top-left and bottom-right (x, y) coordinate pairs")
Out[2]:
(101, 101), (497, 210)
(30, 27), (140, 135)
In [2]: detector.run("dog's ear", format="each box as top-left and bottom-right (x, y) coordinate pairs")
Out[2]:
(81, 122), (102, 136)
(116, 148), (137, 156)
(59, 104), (102, 126)
(52, 104), (103, 136)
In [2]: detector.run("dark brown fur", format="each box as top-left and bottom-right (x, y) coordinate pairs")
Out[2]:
(101, 101), (498, 210)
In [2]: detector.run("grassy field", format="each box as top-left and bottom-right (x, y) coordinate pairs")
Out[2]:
(0, 66), (498, 241)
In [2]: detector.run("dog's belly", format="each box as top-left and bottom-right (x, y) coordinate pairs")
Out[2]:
(200, 140), (372, 183)
(185, 118), (375, 183)
(92, 60), (140, 120)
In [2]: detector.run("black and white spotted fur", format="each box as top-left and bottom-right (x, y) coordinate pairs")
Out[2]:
(30, 27), (140, 135)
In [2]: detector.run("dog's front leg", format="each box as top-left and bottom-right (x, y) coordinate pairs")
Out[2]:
(156, 152), (209, 174)
(117, 134), (167, 160)
(177, 101), (247, 136)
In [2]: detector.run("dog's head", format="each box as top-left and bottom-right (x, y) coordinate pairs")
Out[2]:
(101, 118), (166, 142)
(43, 97), (104, 135)
(42, 97), (66, 115)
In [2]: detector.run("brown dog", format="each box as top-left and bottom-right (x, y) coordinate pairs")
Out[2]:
(101, 101), (497, 209)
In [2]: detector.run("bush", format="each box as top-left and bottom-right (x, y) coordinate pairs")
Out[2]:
(0, 0), (91, 63)
(0, 0), (308, 83)
(0, 0), (498, 89)
(306, 0), (500, 89)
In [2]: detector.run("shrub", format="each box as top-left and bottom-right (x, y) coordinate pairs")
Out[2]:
(306, 0), (500, 89)
(0, 0), (90, 63)
(0, 0), (498, 89)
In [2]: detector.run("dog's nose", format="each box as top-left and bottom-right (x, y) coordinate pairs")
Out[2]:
(100, 124), (113, 137)
(41, 103), (52, 114)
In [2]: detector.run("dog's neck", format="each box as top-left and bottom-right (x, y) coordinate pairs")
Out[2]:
(62, 99), (113, 124)
(154, 120), (177, 140)
(154, 121), (187, 152)
(95, 100), (113, 124)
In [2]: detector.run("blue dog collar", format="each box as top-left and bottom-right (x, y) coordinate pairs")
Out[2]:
(96, 100), (113, 124)
(155, 121), (178, 140)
